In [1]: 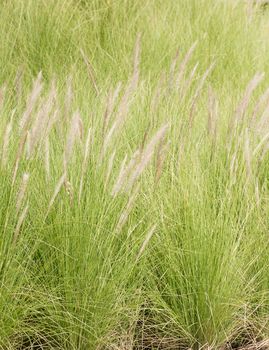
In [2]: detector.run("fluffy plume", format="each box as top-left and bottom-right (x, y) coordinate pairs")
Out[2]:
(0, 84), (6, 111)
(176, 41), (198, 89)
(251, 86), (269, 121)
(16, 173), (30, 214)
(127, 124), (169, 191)
(136, 224), (157, 261)
(102, 82), (122, 138)
(64, 75), (73, 119)
(253, 130), (269, 156)
(20, 72), (43, 131)
(14, 66), (24, 99)
(1, 112), (14, 168)
(29, 82), (56, 156)
(155, 140), (170, 185)
(111, 150), (141, 197)
(181, 62), (199, 100)
(230, 73), (264, 131)
(116, 185), (140, 232)
(111, 154), (128, 197)
(13, 204), (29, 244)
(101, 35), (141, 160)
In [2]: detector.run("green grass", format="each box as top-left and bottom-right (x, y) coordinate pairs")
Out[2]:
(1, 0), (269, 349)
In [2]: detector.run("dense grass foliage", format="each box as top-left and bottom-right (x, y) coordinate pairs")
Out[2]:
(1, 0), (269, 349)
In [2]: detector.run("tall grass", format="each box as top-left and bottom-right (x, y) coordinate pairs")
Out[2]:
(1, 0), (269, 349)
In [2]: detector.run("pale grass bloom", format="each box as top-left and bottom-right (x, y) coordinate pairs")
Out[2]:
(13, 203), (29, 244)
(16, 173), (30, 214)
(126, 124), (169, 191)
(116, 185), (140, 232)
(1, 115), (14, 168)
(136, 224), (157, 261)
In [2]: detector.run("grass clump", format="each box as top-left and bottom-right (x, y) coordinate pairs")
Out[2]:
(1, 0), (269, 349)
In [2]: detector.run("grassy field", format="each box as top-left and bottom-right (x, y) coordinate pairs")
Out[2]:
(1, 0), (269, 349)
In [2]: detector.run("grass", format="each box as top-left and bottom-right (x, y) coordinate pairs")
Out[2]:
(1, 0), (269, 349)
